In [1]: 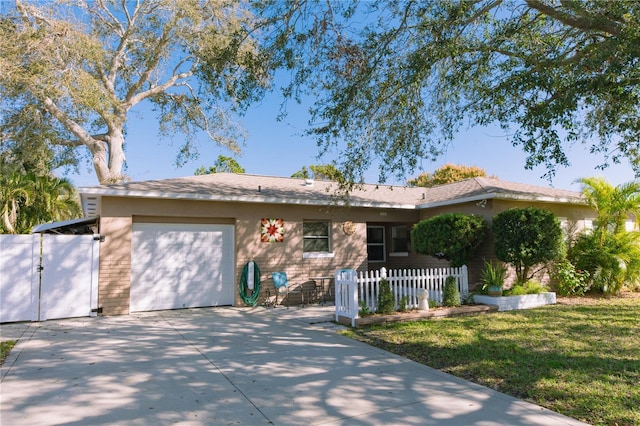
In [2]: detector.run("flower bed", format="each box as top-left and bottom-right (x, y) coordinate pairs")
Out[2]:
(337, 304), (498, 327)
(473, 292), (556, 311)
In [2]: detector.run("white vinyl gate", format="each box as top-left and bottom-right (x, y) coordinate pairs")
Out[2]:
(0, 234), (99, 323)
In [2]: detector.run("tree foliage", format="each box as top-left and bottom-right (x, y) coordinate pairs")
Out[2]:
(0, 169), (81, 234)
(492, 207), (563, 282)
(195, 155), (245, 175)
(407, 164), (490, 187)
(1, 0), (271, 184)
(578, 177), (640, 237)
(567, 177), (640, 293)
(411, 213), (488, 267)
(5, 1), (639, 187)
(291, 164), (343, 181)
(269, 0), (640, 186)
(569, 231), (640, 294)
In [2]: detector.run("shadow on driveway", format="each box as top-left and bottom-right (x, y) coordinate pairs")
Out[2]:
(1, 307), (588, 425)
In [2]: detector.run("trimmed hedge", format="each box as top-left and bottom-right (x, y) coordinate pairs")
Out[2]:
(411, 213), (488, 267)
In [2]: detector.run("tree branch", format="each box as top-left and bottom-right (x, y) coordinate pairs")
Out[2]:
(101, 1), (140, 96)
(123, 12), (182, 105)
(50, 138), (85, 148)
(90, 133), (109, 142)
(42, 98), (97, 146)
(125, 69), (193, 108)
(525, 0), (621, 36)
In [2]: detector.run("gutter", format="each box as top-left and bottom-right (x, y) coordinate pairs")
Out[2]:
(416, 192), (587, 209)
(79, 188), (419, 213)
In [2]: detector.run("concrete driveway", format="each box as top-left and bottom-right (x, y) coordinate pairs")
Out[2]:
(1, 306), (588, 425)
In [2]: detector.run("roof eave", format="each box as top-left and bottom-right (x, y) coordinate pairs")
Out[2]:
(417, 193), (498, 209)
(496, 192), (587, 205)
(416, 192), (586, 209)
(78, 188), (418, 210)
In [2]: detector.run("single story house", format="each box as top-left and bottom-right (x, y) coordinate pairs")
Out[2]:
(78, 173), (595, 315)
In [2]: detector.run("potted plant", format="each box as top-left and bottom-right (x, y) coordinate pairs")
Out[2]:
(481, 261), (507, 296)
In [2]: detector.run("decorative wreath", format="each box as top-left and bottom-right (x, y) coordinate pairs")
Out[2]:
(342, 221), (357, 235)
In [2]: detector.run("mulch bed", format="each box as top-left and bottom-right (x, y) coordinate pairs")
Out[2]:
(339, 304), (499, 327)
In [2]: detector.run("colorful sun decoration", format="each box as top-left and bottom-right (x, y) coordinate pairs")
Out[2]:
(260, 218), (285, 242)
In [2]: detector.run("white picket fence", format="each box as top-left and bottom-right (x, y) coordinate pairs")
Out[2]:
(335, 266), (469, 327)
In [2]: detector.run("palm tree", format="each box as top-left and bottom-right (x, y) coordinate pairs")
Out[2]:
(578, 177), (640, 240)
(0, 171), (34, 234)
(572, 177), (640, 293)
(0, 171), (81, 234)
(20, 175), (82, 230)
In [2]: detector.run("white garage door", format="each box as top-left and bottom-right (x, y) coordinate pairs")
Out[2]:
(131, 223), (235, 312)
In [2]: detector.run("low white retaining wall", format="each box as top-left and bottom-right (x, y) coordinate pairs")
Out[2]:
(473, 292), (556, 311)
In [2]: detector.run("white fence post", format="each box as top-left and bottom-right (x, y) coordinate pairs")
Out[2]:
(460, 265), (469, 296)
(335, 269), (358, 327)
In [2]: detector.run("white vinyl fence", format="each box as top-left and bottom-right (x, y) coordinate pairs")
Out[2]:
(0, 234), (100, 323)
(335, 266), (469, 327)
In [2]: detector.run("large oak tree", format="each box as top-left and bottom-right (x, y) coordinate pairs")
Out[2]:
(271, 0), (640, 187)
(1, 0), (271, 184)
(3, 1), (639, 188)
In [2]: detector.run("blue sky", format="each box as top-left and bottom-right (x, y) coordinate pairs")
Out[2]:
(66, 87), (637, 193)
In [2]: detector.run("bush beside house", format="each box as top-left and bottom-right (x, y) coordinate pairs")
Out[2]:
(412, 213), (488, 267)
(443, 276), (461, 307)
(492, 207), (563, 284)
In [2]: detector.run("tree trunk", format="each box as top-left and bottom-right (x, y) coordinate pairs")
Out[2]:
(106, 128), (126, 184)
(86, 128), (126, 184)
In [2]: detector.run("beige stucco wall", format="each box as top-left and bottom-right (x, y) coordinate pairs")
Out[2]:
(96, 196), (421, 315)
(416, 199), (596, 288)
(95, 194), (595, 315)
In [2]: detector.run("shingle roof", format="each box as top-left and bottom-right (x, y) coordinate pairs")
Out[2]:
(418, 177), (585, 207)
(80, 173), (425, 209)
(79, 173), (585, 214)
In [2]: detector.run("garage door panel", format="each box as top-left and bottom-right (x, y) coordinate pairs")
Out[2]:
(152, 251), (182, 267)
(131, 223), (234, 312)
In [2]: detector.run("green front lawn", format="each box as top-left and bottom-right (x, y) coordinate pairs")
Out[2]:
(343, 294), (640, 426)
(0, 340), (16, 366)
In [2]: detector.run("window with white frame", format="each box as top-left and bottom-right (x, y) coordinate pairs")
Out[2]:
(303, 221), (331, 253)
(390, 225), (409, 255)
(367, 226), (385, 262)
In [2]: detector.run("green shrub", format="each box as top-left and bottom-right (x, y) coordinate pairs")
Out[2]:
(492, 207), (563, 282)
(506, 280), (547, 296)
(398, 296), (410, 312)
(461, 292), (475, 305)
(377, 279), (395, 314)
(569, 231), (640, 294)
(428, 299), (439, 309)
(480, 261), (507, 294)
(524, 281), (547, 294)
(412, 213), (488, 267)
(358, 300), (372, 316)
(443, 276), (461, 307)
(553, 260), (591, 296)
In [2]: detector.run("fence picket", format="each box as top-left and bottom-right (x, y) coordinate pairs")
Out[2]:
(356, 266), (468, 312)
